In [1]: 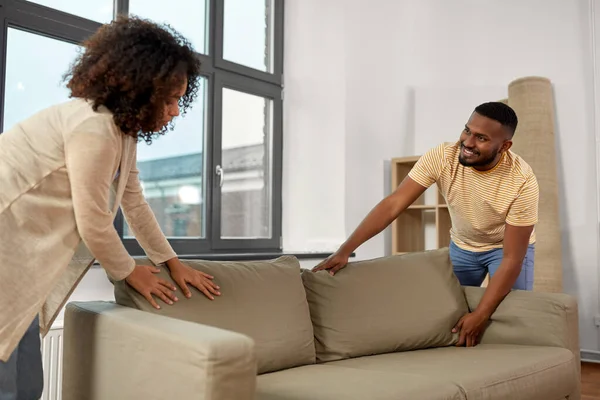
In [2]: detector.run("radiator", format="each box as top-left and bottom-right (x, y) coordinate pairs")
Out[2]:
(41, 322), (63, 400)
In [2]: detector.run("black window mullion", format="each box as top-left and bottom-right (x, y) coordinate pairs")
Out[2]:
(207, 0), (217, 59)
(115, 0), (128, 17)
(210, 71), (223, 250)
(197, 53), (215, 75)
(0, 4), (7, 132)
(273, 0), (284, 78)
(202, 70), (216, 253)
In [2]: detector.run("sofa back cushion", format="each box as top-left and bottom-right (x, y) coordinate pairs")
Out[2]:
(301, 248), (469, 362)
(113, 255), (316, 374)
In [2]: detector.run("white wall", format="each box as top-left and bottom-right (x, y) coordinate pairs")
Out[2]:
(53, 267), (115, 324)
(284, 0), (600, 352)
(281, 0), (348, 254)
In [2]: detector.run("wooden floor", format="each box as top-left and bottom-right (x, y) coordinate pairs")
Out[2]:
(583, 362), (600, 400)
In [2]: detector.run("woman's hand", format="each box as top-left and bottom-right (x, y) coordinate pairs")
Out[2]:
(166, 258), (221, 300)
(125, 265), (178, 309)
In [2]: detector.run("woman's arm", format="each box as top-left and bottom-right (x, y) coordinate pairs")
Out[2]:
(65, 120), (179, 308)
(120, 153), (177, 265)
(65, 120), (136, 280)
(121, 144), (219, 299)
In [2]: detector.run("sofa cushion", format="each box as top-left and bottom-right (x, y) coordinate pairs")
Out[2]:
(327, 344), (577, 400)
(301, 248), (469, 362)
(113, 255), (315, 374)
(256, 364), (464, 400)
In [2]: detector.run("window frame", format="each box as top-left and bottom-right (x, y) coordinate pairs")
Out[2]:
(0, 0), (285, 256)
(211, 70), (283, 251)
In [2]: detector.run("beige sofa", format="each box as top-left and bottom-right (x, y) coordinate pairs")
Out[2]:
(61, 248), (581, 400)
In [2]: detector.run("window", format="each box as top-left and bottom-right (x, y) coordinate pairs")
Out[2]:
(3, 28), (79, 130)
(223, 0), (273, 72)
(220, 88), (273, 239)
(128, 0), (209, 54)
(0, 0), (284, 255)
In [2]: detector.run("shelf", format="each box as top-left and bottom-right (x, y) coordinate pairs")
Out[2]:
(392, 158), (426, 206)
(436, 206), (451, 248)
(390, 155), (451, 254)
(391, 156), (421, 164)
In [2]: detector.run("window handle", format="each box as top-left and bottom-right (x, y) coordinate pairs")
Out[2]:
(215, 165), (224, 187)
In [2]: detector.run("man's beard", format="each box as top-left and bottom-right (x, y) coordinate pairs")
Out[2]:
(458, 144), (500, 167)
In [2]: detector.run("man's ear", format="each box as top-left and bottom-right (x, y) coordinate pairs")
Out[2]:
(501, 140), (513, 153)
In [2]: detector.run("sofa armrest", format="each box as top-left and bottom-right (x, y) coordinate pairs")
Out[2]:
(62, 301), (256, 400)
(464, 287), (580, 358)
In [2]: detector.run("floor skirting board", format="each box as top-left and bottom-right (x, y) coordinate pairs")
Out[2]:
(582, 349), (600, 363)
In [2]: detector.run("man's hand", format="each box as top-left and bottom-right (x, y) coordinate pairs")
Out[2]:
(167, 258), (221, 300)
(452, 311), (490, 347)
(312, 251), (350, 275)
(125, 265), (178, 310)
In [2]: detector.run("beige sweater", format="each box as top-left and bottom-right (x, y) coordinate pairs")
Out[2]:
(0, 98), (177, 361)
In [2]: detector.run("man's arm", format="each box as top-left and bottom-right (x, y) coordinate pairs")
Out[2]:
(313, 143), (447, 275)
(340, 176), (427, 255)
(474, 223), (534, 316)
(454, 170), (539, 347)
(453, 223), (534, 346)
(312, 176), (427, 274)
(478, 170), (539, 313)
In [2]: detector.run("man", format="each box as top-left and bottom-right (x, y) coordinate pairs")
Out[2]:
(313, 101), (539, 348)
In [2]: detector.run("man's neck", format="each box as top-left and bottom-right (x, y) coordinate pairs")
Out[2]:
(473, 152), (505, 172)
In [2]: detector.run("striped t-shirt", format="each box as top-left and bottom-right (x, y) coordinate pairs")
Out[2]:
(408, 141), (539, 252)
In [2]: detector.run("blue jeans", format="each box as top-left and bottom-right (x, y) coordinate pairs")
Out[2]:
(449, 241), (535, 290)
(0, 315), (44, 400)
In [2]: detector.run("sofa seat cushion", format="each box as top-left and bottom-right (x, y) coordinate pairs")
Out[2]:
(256, 364), (464, 400)
(301, 248), (469, 362)
(326, 344), (577, 400)
(113, 256), (315, 374)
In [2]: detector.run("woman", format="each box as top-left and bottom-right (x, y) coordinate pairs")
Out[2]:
(0, 15), (220, 398)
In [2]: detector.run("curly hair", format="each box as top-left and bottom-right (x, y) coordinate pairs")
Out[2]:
(63, 15), (202, 144)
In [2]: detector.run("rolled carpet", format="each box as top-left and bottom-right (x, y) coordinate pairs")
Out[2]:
(507, 76), (563, 293)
